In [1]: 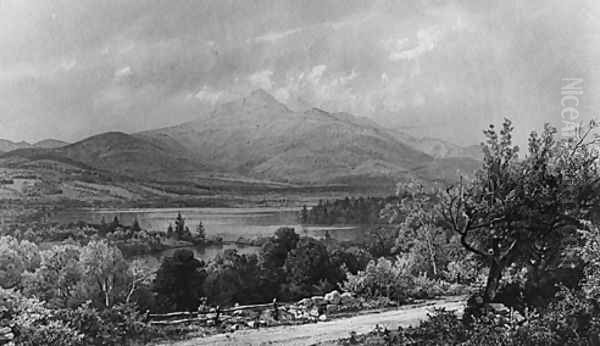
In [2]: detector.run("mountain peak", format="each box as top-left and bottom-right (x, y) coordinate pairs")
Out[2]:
(244, 89), (285, 108)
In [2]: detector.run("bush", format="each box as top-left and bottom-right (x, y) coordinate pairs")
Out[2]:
(0, 288), (83, 346)
(63, 302), (158, 346)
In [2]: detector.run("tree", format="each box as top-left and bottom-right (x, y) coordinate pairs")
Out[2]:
(110, 216), (120, 232)
(153, 249), (206, 312)
(261, 227), (299, 269)
(175, 212), (185, 235)
(0, 236), (41, 289)
(131, 218), (142, 233)
(0, 236), (25, 288)
(196, 221), (206, 242)
(126, 258), (158, 304)
(284, 237), (333, 297)
(203, 250), (263, 305)
(300, 205), (309, 223)
(440, 119), (600, 302)
(79, 240), (129, 308)
(22, 244), (83, 308)
(383, 180), (453, 277)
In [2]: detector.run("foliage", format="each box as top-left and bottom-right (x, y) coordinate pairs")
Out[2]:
(0, 235), (41, 288)
(439, 119), (600, 302)
(153, 249), (206, 312)
(21, 244), (84, 308)
(62, 302), (158, 346)
(79, 240), (130, 308)
(284, 237), (338, 298)
(300, 196), (398, 225)
(203, 250), (263, 305)
(0, 288), (84, 346)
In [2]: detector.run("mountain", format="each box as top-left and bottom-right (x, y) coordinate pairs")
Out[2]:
(7, 132), (204, 179)
(0, 139), (31, 152)
(2, 90), (481, 191)
(138, 89), (436, 184)
(393, 131), (482, 161)
(33, 139), (69, 149)
(0, 138), (69, 152)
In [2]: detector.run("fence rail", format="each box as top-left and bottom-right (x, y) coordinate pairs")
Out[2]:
(148, 301), (281, 326)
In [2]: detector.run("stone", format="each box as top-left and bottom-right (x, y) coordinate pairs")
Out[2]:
(311, 295), (325, 306)
(247, 321), (257, 329)
(318, 314), (328, 321)
(489, 303), (510, 315)
(326, 304), (338, 314)
(324, 290), (341, 305)
(309, 307), (320, 317)
(340, 292), (356, 305)
(298, 298), (312, 307)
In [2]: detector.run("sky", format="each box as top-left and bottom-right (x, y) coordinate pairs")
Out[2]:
(0, 0), (599, 146)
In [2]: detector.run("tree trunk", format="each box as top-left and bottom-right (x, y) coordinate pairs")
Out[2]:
(425, 228), (438, 277)
(484, 261), (503, 302)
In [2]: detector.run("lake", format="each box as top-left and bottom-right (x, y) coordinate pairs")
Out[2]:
(52, 207), (363, 261)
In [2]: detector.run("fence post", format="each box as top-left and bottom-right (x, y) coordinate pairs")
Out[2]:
(272, 298), (279, 321)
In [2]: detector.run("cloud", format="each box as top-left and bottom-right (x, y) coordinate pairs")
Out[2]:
(193, 85), (232, 105)
(250, 28), (303, 43)
(383, 26), (445, 61)
(248, 70), (274, 90)
(114, 66), (133, 79)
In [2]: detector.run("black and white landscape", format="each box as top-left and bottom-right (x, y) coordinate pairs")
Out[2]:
(0, 1), (599, 345)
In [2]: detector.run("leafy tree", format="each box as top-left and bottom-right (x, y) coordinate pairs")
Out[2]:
(284, 237), (333, 297)
(203, 250), (263, 305)
(261, 227), (299, 269)
(79, 240), (129, 308)
(0, 236), (41, 288)
(153, 249), (206, 312)
(439, 119), (600, 302)
(383, 180), (457, 278)
(0, 236), (25, 288)
(125, 258), (157, 304)
(21, 245), (83, 308)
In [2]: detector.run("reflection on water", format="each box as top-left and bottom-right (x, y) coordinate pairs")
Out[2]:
(52, 207), (363, 261)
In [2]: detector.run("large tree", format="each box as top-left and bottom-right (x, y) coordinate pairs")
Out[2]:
(440, 119), (600, 302)
(153, 249), (206, 312)
(79, 240), (129, 308)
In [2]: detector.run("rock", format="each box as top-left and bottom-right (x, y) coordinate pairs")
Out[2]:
(318, 314), (328, 321)
(489, 303), (510, 315)
(326, 304), (338, 314)
(309, 307), (320, 317)
(298, 298), (312, 307)
(247, 321), (257, 329)
(324, 290), (341, 305)
(311, 296), (325, 306)
(340, 292), (356, 305)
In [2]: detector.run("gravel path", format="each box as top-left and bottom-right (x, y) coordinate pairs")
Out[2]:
(156, 297), (465, 346)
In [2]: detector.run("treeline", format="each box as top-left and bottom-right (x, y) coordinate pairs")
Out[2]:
(299, 196), (399, 225)
(153, 227), (372, 312)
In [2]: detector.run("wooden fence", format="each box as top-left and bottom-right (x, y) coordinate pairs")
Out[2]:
(148, 302), (279, 326)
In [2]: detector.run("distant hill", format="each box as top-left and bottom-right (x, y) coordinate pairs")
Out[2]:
(0, 138), (69, 152)
(33, 139), (69, 149)
(1, 90), (482, 192)
(0, 139), (31, 152)
(392, 131), (482, 161)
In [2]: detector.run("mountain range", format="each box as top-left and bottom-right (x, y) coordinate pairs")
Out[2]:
(0, 138), (70, 153)
(0, 90), (481, 195)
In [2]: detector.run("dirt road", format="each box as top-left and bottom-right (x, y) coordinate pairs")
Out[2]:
(157, 297), (465, 346)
